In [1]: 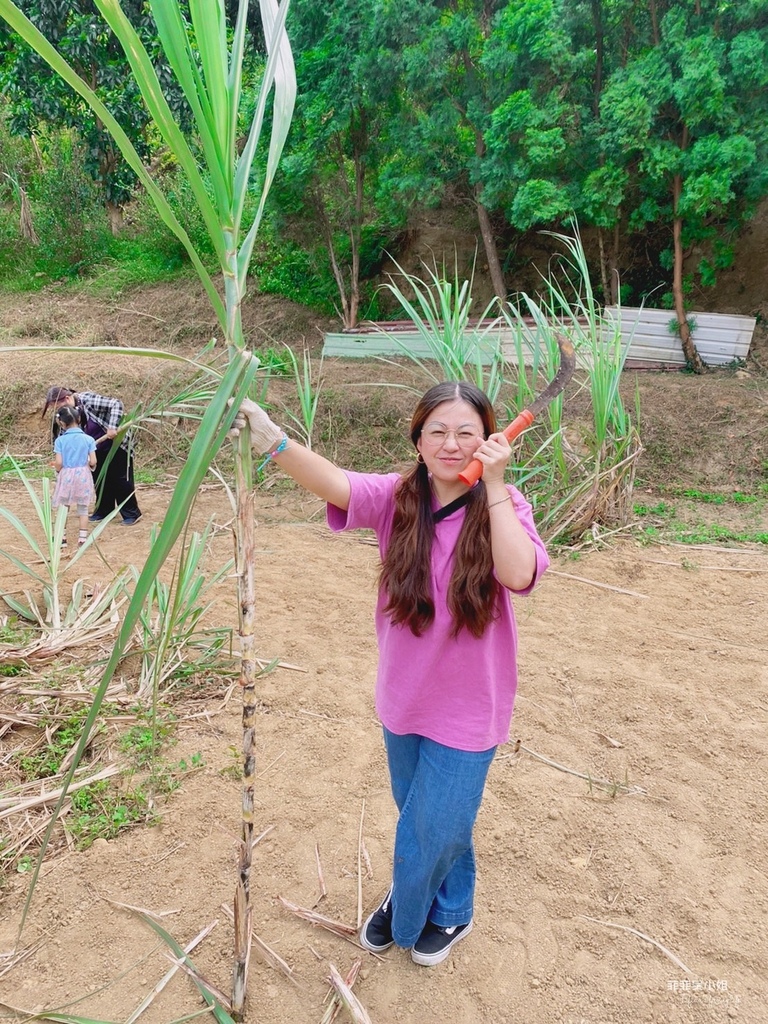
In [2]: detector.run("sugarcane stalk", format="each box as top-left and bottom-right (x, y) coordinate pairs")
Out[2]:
(232, 428), (257, 1018)
(224, 248), (259, 1018)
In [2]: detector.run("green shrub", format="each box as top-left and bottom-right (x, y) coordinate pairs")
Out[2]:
(124, 166), (218, 269)
(250, 230), (338, 313)
(27, 130), (113, 278)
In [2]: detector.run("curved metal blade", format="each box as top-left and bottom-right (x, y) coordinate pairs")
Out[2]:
(528, 334), (577, 417)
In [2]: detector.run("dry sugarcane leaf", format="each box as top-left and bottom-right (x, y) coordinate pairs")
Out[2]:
(219, 901), (298, 985)
(320, 958), (362, 1024)
(278, 897), (358, 939)
(327, 962), (373, 1024)
(0, 764), (122, 819)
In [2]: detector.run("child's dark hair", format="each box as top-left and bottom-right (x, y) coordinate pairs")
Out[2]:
(54, 405), (82, 430)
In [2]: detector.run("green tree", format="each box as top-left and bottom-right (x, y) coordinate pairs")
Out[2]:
(481, 0), (576, 231)
(598, 0), (768, 368)
(271, 0), (405, 326)
(480, 0), (649, 305)
(0, 0), (186, 232)
(556, 0), (638, 304)
(395, 0), (511, 302)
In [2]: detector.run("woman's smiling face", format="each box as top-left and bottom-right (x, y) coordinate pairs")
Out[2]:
(416, 398), (485, 483)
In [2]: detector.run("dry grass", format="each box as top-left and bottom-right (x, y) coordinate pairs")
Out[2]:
(278, 897), (359, 942)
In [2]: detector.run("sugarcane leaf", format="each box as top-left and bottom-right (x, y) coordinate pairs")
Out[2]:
(135, 912), (236, 1024)
(227, 0), (249, 153)
(65, 510), (120, 569)
(0, 345), (228, 385)
(17, 1015), (121, 1024)
(0, 532), (46, 582)
(234, 0), (290, 202)
(94, 0), (228, 257)
(147, 0), (231, 214)
(236, 0), (296, 281)
(0, 591), (36, 620)
(189, 0), (231, 170)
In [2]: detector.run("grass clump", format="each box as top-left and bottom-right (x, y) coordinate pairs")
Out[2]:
(68, 749), (204, 850)
(69, 778), (153, 848)
(633, 486), (768, 546)
(16, 706), (100, 780)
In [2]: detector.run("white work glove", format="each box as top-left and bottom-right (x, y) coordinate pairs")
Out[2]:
(228, 397), (283, 454)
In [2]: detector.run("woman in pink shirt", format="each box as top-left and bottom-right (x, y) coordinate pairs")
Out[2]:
(233, 381), (549, 966)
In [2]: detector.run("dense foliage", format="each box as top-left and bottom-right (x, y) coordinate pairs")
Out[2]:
(0, 0), (187, 228)
(1, 0), (767, 337)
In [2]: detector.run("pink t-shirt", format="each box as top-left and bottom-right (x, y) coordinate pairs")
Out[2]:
(327, 472), (549, 751)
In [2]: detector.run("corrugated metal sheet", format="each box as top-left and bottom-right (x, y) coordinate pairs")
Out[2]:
(603, 307), (755, 367)
(322, 325), (580, 366)
(323, 308), (756, 368)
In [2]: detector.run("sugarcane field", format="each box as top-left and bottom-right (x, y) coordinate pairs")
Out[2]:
(0, 279), (766, 1024)
(2, 1), (768, 1021)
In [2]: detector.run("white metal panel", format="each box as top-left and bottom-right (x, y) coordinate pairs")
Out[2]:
(604, 307), (755, 366)
(323, 308), (756, 368)
(322, 330), (513, 363)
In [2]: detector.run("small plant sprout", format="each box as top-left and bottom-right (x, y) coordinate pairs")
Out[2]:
(132, 519), (235, 699)
(282, 344), (324, 449)
(0, 455), (127, 639)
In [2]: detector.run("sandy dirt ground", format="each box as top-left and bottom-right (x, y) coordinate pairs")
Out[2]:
(1, 476), (767, 1024)
(1, 278), (767, 1022)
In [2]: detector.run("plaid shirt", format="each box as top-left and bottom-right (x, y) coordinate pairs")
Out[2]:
(76, 391), (131, 451)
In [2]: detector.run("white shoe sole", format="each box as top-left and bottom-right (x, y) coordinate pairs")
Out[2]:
(359, 927), (395, 953)
(411, 919), (473, 966)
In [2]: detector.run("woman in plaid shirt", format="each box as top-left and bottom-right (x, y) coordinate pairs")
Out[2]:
(42, 386), (142, 525)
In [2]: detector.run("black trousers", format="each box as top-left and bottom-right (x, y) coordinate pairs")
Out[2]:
(93, 442), (141, 520)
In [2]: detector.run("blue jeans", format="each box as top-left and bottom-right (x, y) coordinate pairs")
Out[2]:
(383, 728), (496, 947)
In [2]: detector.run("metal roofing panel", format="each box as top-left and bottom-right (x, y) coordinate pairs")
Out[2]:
(323, 308), (756, 368)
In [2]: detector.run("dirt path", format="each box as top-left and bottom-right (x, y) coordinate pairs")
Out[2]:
(1, 480), (766, 1024)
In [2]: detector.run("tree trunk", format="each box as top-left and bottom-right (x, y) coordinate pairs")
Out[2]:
(348, 143), (365, 329)
(475, 194), (507, 305)
(649, 0), (660, 45)
(597, 229), (610, 304)
(471, 124), (507, 306)
(106, 200), (123, 236)
(609, 223), (620, 305)
(672, 174), (704, 373)
(328, 242), (354, 327)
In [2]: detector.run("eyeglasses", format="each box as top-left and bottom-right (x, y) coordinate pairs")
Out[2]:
(421, 427), (482, 447)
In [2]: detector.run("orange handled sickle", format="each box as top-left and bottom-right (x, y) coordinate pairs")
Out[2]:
(458, 333), (577, 486)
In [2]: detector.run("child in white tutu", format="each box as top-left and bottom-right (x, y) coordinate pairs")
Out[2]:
(52, 405), (97, 549)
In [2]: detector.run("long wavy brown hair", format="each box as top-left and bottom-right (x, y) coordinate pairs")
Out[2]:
(380, 381), (501, 638)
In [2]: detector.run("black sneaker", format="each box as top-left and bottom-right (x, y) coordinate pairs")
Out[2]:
(360, 888), (394, 952)
(411, 919), (473, 966)
(89, 513), (106, 522)
(120, 515), (142, 526)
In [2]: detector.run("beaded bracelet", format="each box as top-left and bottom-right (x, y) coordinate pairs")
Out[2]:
(488, 495), (512, 509)
(256, 432), (289, 472)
